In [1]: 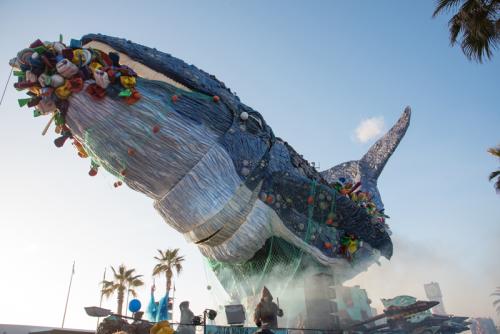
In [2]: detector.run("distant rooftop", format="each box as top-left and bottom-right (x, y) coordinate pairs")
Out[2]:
(0, 324), (94, 334)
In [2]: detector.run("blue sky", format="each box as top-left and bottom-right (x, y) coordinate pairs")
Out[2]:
(0, 0), (499, 329)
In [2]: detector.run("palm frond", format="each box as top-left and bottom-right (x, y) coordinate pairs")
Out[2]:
(130, 278), (144, 287)
(101, 280), (115, 289)
(118, 265), (126, 276)
(435, 0), (499, 62)
(460, 26), (496, 62)
(488, 146), (500, 158)
(153, 263), (168, 276)
(158, 249), (165, 258)
(489, 170), (500, 181)
(450, 13), (466, 44)
(101, 284), (120, 298)
(457, 1), (498, 62)
(101, 264), (143, 302)
(101, 290), (114, 298)
(125, 268), (135, 277)
(433, 0), (465, 17)
(153, 248), (185, 278)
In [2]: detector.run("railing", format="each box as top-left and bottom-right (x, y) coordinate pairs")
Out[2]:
(186, 324), (343, 334)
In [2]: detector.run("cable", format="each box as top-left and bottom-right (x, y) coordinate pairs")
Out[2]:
(0, 67), (13, 106)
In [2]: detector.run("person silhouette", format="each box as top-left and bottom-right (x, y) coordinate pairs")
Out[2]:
(177, 301), (195, 334)
(254, 287), (283, 331)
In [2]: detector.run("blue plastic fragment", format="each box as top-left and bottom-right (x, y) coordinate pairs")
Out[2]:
(70, 39), (82, 49)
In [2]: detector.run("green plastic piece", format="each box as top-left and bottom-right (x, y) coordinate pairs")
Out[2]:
(13, 71), (25, 77)
(33, 46), (47, 54)
(33, 110), (42, 117)
(18, 98), (31, 107)
(54, 112), (65, 126)
(119, 89), (132, 97)
(90, 159), (100, 169)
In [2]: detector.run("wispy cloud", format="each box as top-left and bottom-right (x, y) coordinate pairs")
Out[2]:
(354, 116), (385, 143)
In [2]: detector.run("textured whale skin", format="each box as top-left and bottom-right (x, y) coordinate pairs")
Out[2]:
(46, 34), (410, 285)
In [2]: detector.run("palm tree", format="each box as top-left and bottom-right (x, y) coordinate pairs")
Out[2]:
(101, 264), (144, 315)
(432, 0), (500, 62)
(489, 146), (500, 193)
(491, 286), (500, 314)
(153, 249), (185, 294)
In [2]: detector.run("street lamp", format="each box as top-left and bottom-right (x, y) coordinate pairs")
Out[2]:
(194, 309), (217, 334)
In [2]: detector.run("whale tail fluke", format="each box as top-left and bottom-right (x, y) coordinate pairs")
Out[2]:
(320, 107), (411, 210)
(360, 106), (411, 180)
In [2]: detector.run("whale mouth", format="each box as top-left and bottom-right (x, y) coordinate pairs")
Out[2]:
(83, 40), (193, 93)
(194, 227), (224, 244)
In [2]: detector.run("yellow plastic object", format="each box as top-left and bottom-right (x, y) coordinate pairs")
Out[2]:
(72, 49), (91, 66)
(150, 321), (174, 334)
(74, 140), (89, 158)
(120, 76), (136, 88)
(89, 61), (103, 73)
(347, 240), (358, 254)
(28, 86), (42, 96)
(55, 83), (71, 99)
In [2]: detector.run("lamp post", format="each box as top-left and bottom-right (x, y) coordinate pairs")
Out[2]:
(202, 309), (217, 334)
(61, 261), (75, 328)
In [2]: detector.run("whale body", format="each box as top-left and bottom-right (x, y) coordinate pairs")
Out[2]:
(11, 34), (411, 293)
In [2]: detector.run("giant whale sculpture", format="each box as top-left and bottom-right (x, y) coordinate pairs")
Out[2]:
(10, 34), (410, 296)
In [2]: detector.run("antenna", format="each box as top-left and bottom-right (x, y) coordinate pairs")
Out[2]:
(0, 67), (13, 106)
(62, 261), (76, 328)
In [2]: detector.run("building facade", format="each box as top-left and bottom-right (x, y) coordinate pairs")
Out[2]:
(470, 318), (498, 334)
(424, 282), (446, 315)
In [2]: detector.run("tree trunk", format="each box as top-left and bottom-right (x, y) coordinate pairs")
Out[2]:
(165, 271), (172, 321)
(125, 288), (130, 316)
(117, 288), (124, 315)
(166, 270), (172, 293)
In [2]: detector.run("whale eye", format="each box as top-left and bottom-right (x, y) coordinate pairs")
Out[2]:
(245, 112), (264, 134)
